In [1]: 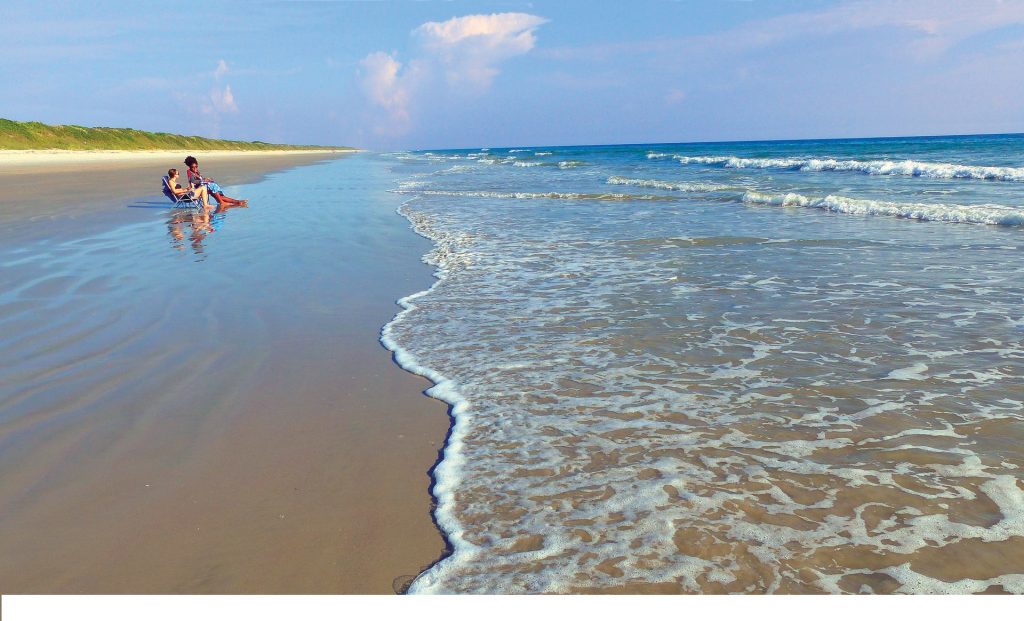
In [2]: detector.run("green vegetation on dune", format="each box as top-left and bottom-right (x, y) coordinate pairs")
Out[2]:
(0, 118), (348, 151)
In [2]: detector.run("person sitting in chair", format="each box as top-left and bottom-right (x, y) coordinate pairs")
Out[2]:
(184, 155), (247, 207)
(165, 168), (214, 209)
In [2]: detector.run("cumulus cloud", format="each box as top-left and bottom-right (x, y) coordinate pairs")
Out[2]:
(415, 13), (548, 88)
(359, 52), (412, 123)
(358, 12), (547, 135)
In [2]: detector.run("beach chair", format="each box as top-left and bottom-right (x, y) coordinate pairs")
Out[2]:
(162, 175), (202, 208)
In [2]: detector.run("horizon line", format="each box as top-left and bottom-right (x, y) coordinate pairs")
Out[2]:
(417, 130), (1024, 152)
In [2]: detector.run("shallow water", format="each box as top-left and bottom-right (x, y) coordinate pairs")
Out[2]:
(384, 136), (1024, 594)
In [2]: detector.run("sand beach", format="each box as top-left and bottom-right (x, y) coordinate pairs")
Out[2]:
(0, 150), (449, 593)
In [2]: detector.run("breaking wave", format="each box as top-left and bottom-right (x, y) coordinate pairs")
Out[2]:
(661, 154), (1024, 182)
(742, 191), (1024, 225)
(393, 189), (680, 201)
(607, 176), (735, 192)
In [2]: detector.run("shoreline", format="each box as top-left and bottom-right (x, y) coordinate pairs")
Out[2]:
(0, 152), (450, 593)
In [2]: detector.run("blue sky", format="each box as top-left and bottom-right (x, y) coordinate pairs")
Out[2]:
(3, 0), (1023, 149)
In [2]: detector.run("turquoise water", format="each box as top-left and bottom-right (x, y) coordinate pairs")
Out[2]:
(385, 135), (1024, 593)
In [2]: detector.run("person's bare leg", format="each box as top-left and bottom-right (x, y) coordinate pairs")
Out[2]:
(198, 186), (214, 210)
(219, 193), (246, 206)
(212, 192), (248, 210)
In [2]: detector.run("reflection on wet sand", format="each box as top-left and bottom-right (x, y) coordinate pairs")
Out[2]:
(166, 201), (249, 257)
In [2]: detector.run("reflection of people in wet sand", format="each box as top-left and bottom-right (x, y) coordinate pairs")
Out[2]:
(185, 155), (247, 209)
(167, 208), (213, 255)
(166, 168), (215, 209)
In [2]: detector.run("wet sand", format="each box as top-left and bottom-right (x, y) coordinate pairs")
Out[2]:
(0, 151), (449, 593)
(0, 150), (351, 230)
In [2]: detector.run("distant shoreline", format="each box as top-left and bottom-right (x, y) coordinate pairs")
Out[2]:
(0, 118), (353, 152)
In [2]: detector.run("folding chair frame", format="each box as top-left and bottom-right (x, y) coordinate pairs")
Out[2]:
(163, 176), (203, 209)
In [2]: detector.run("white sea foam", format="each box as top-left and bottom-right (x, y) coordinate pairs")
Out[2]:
(439, 165), (475, 174)
(380, 200), (478, 594)
(673, 155), (1024, 182)
(479, 156), (517, 165)
(607, 175), (734, 192)
(742, 190), (1024, 225)
(394, 189), (678, 201)
(887, 362), (930, 380)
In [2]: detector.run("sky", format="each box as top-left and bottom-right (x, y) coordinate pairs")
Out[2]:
(2, 0), (1024, 150)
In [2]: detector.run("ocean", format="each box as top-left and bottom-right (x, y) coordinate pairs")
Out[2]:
(382, 134), (1024, 594)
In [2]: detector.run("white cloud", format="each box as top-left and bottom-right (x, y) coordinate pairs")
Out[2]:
(415, 13), (547, 88)
(358, 51), (419, 135)
(358, 12), (547, 135)
(359, 52), (409, 119)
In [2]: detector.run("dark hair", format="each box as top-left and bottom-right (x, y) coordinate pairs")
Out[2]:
(168, 168), (177, 177)
(184, 156), (198, 167)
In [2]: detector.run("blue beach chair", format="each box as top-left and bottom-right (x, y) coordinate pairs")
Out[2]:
(162, 175), (202, 209)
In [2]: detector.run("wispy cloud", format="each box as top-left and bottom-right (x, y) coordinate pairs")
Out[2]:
(200, 61), (239, 121)
(159, 60), (241, 137)
(542, 0), (1024, 63)
(665, 88), (686, 105)
(213, 59), (229, 81)
(206, 84), (238, 114)
(358, 12), (547, 135)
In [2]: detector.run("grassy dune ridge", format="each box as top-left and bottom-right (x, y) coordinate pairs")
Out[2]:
(0, 118), (348, 151)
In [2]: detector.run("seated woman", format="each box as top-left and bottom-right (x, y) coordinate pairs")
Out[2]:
(165, 168), (214, 209)
(184, 155), (247, 207)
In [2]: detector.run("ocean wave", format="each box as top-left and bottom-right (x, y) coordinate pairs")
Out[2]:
(607, 175), (734, 192)
(535, 151), (553, 156)
(439, 165), (475, 174)
(742, 191), (1024, 225)
(513, 161), (544, 167)
(394, 189), (679, 201)
(671, 155), (1024, 182)
(558, 160), (586, 169)
(479, 156), (518, 165)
